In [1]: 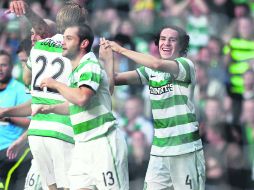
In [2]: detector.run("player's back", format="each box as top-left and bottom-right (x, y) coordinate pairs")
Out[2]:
(27, 34), (74, 143)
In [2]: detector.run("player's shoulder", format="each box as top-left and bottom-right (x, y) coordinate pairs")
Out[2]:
(37, 34), (63, 47)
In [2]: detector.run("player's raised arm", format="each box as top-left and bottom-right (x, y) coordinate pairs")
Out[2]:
(8, 0), (50, 38)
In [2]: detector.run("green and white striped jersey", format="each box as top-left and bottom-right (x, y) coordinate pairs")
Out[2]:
(68, 52), (116, 142)
(136, 57), (202, 156)
(27, 34), (74, 144)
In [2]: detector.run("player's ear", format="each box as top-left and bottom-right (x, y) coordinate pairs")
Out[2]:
(80, 39), (89, 50)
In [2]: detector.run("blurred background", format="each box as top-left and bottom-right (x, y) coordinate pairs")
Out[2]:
(1, 0), (254, 189)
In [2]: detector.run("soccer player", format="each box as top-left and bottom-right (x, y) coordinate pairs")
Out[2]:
(33, 24), (129, 190)
(101, 25), (205, 190)
(2, 1), (88, 189)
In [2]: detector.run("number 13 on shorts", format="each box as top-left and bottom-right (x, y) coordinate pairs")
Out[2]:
(102, 171), (115, 187)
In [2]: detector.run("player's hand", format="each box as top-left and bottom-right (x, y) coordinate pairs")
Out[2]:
(108, 41), (124, 54)
(40, 77), (58, 90)
(99, 37), (113, 62)
(6, 0), (28, 17)
(6, 138), (26, 160)
(31, 104), (52, 116)
(0, 107), (8, 119)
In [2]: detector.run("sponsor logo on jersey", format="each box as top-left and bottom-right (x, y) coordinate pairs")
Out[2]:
(149, 83), (173, 95)
(40, 39), (62, 48)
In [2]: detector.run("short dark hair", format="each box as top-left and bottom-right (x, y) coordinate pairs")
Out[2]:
(76, 24), (94, 52)
(16, 38), (32, 56)
(0, 50), (11, 64)
(154, 25), (189, 57)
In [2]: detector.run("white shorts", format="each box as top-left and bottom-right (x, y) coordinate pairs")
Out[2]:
(69, 128), (129, 190)
(24, 159), (48, 190)
(144, 149), (205, 190)
(28, 136), (74, 188)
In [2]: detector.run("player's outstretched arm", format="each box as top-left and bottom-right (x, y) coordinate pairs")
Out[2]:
(31, 102), (69, 116)
(40, 78), (95, 107)
(108, 41), (179, 75)
(0, 100), (32, 118)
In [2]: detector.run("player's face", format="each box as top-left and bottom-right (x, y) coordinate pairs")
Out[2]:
(0, 55), (12, 83)
(158, 28), (180, 59)
(31, 28), (43, 46)
(62, 27), (80, 60)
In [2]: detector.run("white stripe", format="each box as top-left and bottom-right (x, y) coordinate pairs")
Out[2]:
(78, 81), (99, 90)
(79, 62), (101, 75)
(29, 120), (74, 137)
(71, 105), (109, 125)
(31, 91), (66, 101)
(149, 85), (190, 101)
(152, 104), (194, 119)
(154, 121), (199, 138)
(80, 52), (98, 63)
(74, 121), (115, 141)
(151, 139), (203, 156)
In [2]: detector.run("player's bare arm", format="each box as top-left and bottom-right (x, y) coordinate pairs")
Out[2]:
(31, 101), (69, 116)
(8, 0), (50, 38)
(108, 41), (179, 75)
(40, 78), (95, 107)
(99, 38), (114, 94)
(0, 100), (32, 118)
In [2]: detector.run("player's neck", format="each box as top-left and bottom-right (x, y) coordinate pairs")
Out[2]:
(71, 52), (85, 70)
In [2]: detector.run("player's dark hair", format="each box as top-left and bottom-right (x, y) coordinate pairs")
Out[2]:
(77, 24), (94, 52)
(154, 25), (189, 57)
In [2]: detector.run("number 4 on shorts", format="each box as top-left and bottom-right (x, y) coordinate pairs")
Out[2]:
(185, 175), (192, 189)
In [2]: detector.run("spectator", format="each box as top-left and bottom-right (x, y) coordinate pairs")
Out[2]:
(118, 96), (154, 144)
(0, 50), (31, 190)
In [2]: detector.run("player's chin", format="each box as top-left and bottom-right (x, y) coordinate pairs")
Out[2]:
(62, 51), (67, 57)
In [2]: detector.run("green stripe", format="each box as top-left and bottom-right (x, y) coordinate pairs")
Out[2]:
(154, 113), (196, 129)
(32, 113), (72, 126)
(80, 72), (101, 83)
(231, 50), (254, 61)
(151, 95), (188, 109)
(137, 66), (149, 81)
(34, 41), (62, 53)
(28, 129), (74, 144)
(150, 79), (170, 87)
(229, 62), (249, 74)
(230, 75), (244, 86)
(229, 38), (254, 50)
(73, 112), (115, 134)
(152, 130), (200, 147)
(175, 58), (191, 82)
(32, 96), (64, 105)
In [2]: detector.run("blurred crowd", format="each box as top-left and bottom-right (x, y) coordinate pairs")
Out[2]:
(1, 0), (254, 189)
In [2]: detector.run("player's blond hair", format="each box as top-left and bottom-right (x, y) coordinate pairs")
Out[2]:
(56, 1), (88, 34)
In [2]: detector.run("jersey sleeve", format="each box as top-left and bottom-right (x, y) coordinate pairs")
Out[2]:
(136, 66), (149, 85)
(174, 57), (194, 83)
(77, 61), (101, 92)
